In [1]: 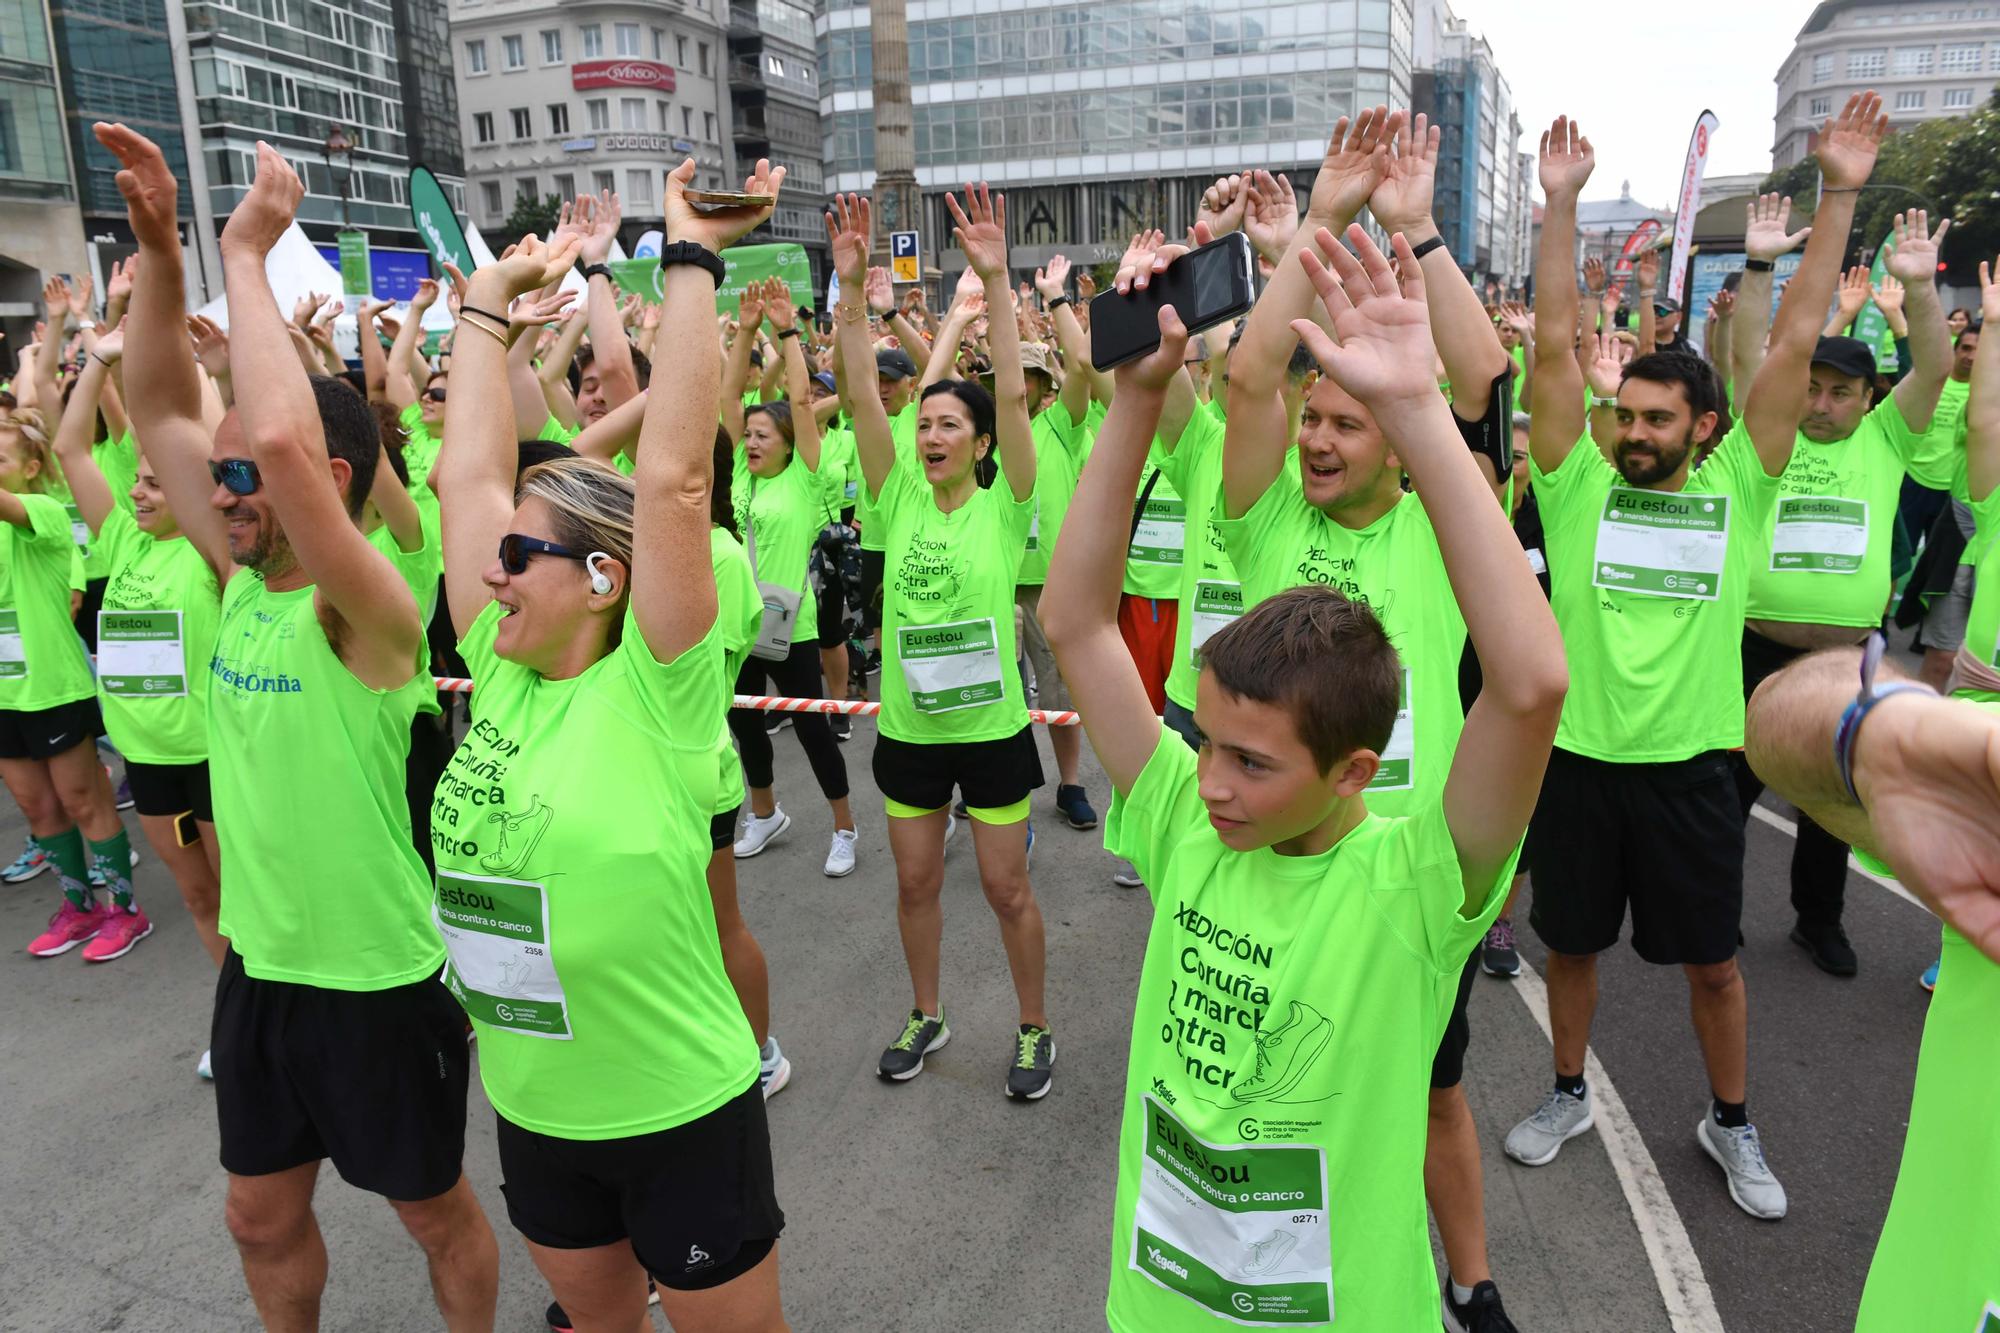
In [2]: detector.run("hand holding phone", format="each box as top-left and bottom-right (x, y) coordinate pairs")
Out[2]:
(1088, 231), (1254, 371)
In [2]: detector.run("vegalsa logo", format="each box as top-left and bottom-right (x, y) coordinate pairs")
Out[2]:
(1147, 1246), (1189, 1280)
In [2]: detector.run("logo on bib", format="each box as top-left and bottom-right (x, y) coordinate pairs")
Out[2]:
(1147, 1246), (1190, 1280)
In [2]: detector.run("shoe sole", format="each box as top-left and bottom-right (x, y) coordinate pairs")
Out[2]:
(83, 921), (152, 962)
(2, 862), (50, 883)
(761, 1056), (793, 1100)
(1006, 1073), (1053, 1100)
(1504, 1110), (1595, 1166)
(878, 1026), (950, 1081)
(1113, 878), (1144, 889)
(824, 859), (857, 877)
(1696, 1121), (1786, 1220)
(733, 813), (792, 859)
(28, 930), (101, 958)
(1788, 927), (1857, 977)
(1059, 809), (1099, 831)
(1480, 954), (1521, 978)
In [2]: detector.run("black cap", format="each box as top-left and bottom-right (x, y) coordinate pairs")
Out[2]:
(876, 348), (918, 380)
(1652, 297), (1681, 317)
(1810, 336), (1877, 380)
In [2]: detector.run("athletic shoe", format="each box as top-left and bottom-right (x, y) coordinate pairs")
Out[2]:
(1024, 822), (1036, 869)
(1503, 1084), (1595, 1166)
(732, 807), (791, 859)
(1113, 860), (1145, 889)
(1919, 958), (1940, 992)
(1230, 1000), (1331, 1105)
(1055, 784), (1098, 830)
(1442, 1276), (1520, 1333)
(113, 775), (134, 811)
(27, 900), (103, 957)
(764, 714), (792, 736)
(197, 1049), (213, 1081)
(1005, 1023), (1055, 1100)
(2, 838), (47, 883)
(1697, 1115), (1788, 1220)
(877, 1008), (950, 1081)
(953, 799), (970, 820)
(81, 905), (152, 962)
(1480, 917), (1521, 978)
(830, 713), (852, 742)
(760, 1037), (792, 1100)
(824, 828), (858, 877)
(1789, 918), (1857, 976)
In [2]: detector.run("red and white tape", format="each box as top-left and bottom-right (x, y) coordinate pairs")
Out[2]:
(429, 678), (1080, 726)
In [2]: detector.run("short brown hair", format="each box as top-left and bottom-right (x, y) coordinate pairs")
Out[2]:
(1198, 585), (1402, 776)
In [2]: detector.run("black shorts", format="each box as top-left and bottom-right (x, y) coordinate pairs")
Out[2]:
(495, 1082), (784, 1291)
(860, 548), (886, 632)
(712, 805), (741, 851)
(1525, 747), (1745, 966)
(75, 577), (109, 652)
(1430, 949), (1480, 1089)
(211, 948), (470, 1200)
(0, 698), (100, 760)
(872, 723), (1045, 814)
(124, 758), (213, 823)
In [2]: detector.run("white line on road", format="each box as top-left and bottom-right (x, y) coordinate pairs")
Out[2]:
(1508, 966), (1726, 1333)
(1747, 804), (1929, 913)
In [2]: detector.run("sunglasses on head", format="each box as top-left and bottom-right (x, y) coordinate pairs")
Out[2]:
(208, 458), (262, 496)
(423, 387), (447, 403)
(498, 533), (583, 575)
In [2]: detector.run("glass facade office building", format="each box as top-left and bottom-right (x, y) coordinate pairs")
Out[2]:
(0, 0), (75, 201)
(48, 0), (190, 222)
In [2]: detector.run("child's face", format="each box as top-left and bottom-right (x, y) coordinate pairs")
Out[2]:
(1192, 671), (1375, 854)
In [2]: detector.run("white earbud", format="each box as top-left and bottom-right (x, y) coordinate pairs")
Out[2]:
(585, 552), (615, 597)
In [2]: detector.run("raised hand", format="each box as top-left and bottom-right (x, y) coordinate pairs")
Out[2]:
(1816, 91), (1888, 191)
(763, 276), (797, 333)
(1242, 170), (1299, 263)
(1582, 256), (1607, 295)
(1871, 272), (1905, 316)
(1288, 224), (1438, 408)
(312, 297), (343, 329)
(1711, 287), (1737, 319)
(1981, 256), (2000, 324)
(359, 296), (394, 330)
(1635, 249), (1660, 293)
(187, 314), (230, 378)
(1369, 112), (1440, 234)
(42, 275), (69, 321)
(1745, 192), (1811, 262)
(665, 156), (782, 253)
(93, 122), (180, 252)
(219, 142), (305, 259)
(1834, 265), (1872, 321)
(508, 287), (578, 335)
(67, 273), (94, 322)
(550, 197), (585, 247)
(577, 189), (622, 265)
(1076, 269), (1098, 300)
(1309, 107), (1399, 226)
(947, 181), (1009, 282)
(1115, 229), (1168, 294)
(1497, 301), (1532, 337)
(736, 277), (767, 331)
(466, 233), (585, 308)
(1538, 115), (1595, 200)
(1034, 253), (1072, 303)
(104, 255), (137, 311)
(291, 291), (326, 328)
(1885, 209), (1950, 286)
(1585, 331), (1631, 398)
(93, 321), (126, 364)
(1197, 174), (1250, 238)
(1116, 305), (1192, 395)
(864, 265), (895, 314)
(408, 277), (441, 312)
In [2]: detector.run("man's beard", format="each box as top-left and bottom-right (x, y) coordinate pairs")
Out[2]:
(1615, 431), (1694, 487)
(232, 514), (296, 576)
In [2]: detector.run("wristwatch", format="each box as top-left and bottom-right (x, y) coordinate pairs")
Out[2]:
(1743, 259), (1774, 273)
(656, 241), (726, 287)
(581, 262), (615, 283)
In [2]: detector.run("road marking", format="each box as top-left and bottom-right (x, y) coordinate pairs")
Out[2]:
(1747, 804), (1928, 912)
(1509, 966), (1725, 1333)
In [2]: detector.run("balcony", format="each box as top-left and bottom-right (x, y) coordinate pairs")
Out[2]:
(733, 106), (770, 144)
(730, 57), (764, 88)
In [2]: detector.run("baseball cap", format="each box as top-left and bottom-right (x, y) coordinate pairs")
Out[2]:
(811, 370), (838, 395)
(1652, 297), (1682, 317)
(876, 348), (918, 380)
(1019, 343), (1057, 379)
(1810, 336), (1876, 381)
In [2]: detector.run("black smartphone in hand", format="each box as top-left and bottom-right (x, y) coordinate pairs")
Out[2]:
(1088, 232), (1255, 371)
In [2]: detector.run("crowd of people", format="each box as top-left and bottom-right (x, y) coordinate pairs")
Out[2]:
(0, 89), (1993, 1332)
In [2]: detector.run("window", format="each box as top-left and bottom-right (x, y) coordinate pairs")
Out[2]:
(540, 29), (563, 63)
(621, 97), (646, 129)
(704, 110), (716, 141)
(587, 98), (609, 130)
(767, 53), (785, 76)
(1813, 52), (1834, 82)
(616, 23), (641, 56)
(1896, 89), (1927, 110)
(465, 39), (488, 74)
(626, 168), (655, 208)
(698, 41), (711, 75)
(581, 23), (603, 58)
(594, 170), (616, 195)
(473, 111), (495, 143)
(548, 103), (570, 134)
(481, 180), (503, 215)
(1942, 42), (1982, 71)
(682, 106), (694, 135)
(1894, 45), (1935, 75)
(510, 107), (533, 138)
(1848, 48), (1885, 77)
(1809, 95), (1831, 117)
(652, 27), (665, 59)
(658, 100), (672, 131)
(503, 34), (525, 69)
(677, 35), (689, 66)
(516, 175), (538, 202)
(1945, 86), (1977, 108)
(554, 172), (576, 199)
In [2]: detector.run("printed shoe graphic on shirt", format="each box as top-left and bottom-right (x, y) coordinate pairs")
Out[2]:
(1240, 1228), (1299, 1279)
(1222, 1000), (1333, 1108)
(481, 795), (553, 876)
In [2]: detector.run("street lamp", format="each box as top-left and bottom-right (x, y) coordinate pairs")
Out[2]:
(323, 124), (371, 304)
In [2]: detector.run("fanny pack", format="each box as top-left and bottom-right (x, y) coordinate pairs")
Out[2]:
(743, 492), (800, 662)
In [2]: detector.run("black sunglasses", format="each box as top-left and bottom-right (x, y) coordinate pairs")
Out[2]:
(423, 387), (447, 403)
(498, 533), (583, 575)
(208, 459), (262, 496)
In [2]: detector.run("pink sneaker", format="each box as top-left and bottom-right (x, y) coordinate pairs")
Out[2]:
(82, 905), (152, 962)
(28, 900), (103, 957)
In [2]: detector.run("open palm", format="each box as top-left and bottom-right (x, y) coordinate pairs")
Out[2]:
(1884, 210), (1949, 285)
(1291, 225), (1437, 407)
(1309, 107), (1397, 223)
(1815, 92), (1887, 190)
(1369, 115), (1439, 233)
(1538, 115), (1594, 198)
(947, 181), (1009, 280)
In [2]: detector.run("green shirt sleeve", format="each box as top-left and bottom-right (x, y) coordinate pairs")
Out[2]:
(1103, 728), (1201, 907)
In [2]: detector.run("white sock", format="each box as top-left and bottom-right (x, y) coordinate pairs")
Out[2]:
(1450, 1278), (1477, 1305)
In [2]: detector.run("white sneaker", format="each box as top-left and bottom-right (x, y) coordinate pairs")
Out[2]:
(1504, 1084), (1594, 1166)
(760, 1037), (792, 1099)
(824, 828), (858, 877)
(1112, 860), (1145, 889)
(197, 1048), (213, 1081)
(1697, 1115), (1788, 1220)
(733, 807), (791, 859)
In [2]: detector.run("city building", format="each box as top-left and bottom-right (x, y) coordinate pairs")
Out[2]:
(47, 0), (193, 251)
(1410, 0), (1526, 293)
(0, 0), (88, 340)
(1773, 0), (2000, 168)
(727, 0), (829, 283)
(817, 0), (1417, 285)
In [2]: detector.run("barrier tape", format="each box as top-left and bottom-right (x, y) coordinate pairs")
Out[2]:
(430, 677), (1081, 726)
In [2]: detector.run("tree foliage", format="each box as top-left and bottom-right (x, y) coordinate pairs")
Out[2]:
(502, 193), (563, 243)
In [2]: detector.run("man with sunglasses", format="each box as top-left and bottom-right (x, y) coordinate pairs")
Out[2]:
(101, 123), (500, 1329)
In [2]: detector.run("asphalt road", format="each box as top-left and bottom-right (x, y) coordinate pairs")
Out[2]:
(0, 713), (1939, 1332)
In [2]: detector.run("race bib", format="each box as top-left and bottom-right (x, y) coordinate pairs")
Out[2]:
(65, 503), (91, 552)
(1526, 547), (1547, 575)
(435, 871), (571, 1039)
(1370, 669), (1414, 791)
(97, 609), (186, 697)
(0, 609), (24, 679)
(1769, 496), (1866, 574)
(1131, 496), (1187, 567)
(1188, 580), (1244, 667)
(1592, 487), (1730, 600)
(1027, 498), (1041, 552)
(898, 616), (1003, 714)
(1131, 1097), (1334, 1326)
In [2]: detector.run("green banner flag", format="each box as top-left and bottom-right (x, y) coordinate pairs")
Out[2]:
(408, 166), (474, 279)
(337, 230), (372, 297)
(607, 258), (664, 304)
(605, 243), (814, 314)
(1850, 221), (1899, 371)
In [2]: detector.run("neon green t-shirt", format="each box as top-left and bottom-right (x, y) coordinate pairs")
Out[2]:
(93, 507), (221, 763)
(1155, 408), (1238, 713)
(1015, 399), (1084, 587)
(400, 401), (444, 487)
(710, 524), (762, 815)
(1905, 375), (1969, 491)
(873, 457), (1034, 744)
(1958, 483), (2000, 703)
(1745, 396), (1920, 628)
(857, 402), (918, 554)
(734, 446), (827, 648)
(209, 573), (440, 990)
(435, 600), (758, 1138)
(1103, 730), (1513, 1333)
(817, 422), (861, 516)
(1214, 476), (1463, 817)
(1123, 443), (1187, 601)
(43, 480), (101, 583)
(366, 502), (444, 627)
(0, 493), (97, 711)
(538, 415), (580, 445)
(95, 433), (141, 519)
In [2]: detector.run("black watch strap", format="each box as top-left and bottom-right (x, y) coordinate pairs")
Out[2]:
(1048, 294), (1074, 312)
(581, 262), (615, 283)
(1407, 235), (1447, 261)
(777, 326), (801, 340)
(1743, 258), (1774, 272)
(657, 241), (726, 287)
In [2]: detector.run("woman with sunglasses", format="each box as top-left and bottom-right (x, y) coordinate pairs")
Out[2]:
(435, 159), (792, 1331)
(827, 186), (1056, 1101)
(0, 404), (149, 963)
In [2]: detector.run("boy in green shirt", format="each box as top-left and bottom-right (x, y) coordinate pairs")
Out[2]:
(1040, 223), (1565, 1332)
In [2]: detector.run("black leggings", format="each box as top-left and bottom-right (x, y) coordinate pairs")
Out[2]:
(729, 642), (849, 799)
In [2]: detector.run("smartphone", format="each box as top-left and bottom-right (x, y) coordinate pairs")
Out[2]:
(682, 188), (773, 210)
(1088, 232), (1254, 371)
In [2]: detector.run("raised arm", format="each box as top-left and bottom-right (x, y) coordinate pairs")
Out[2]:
(1293, 226), (1567, 896)
(51, 328), (121, 534)
(385, 278), (437, 411)
(1883, 211), (1952, 431)
(720, 284), (766, 441)
(949, 182), (1035, 502)
(93, 122), (232, 578)
(569, 387), (649, 467)
(1732, 195), (1810, 392)
(357, 297), (393, 401)
(370, 435), (425, 554)
(1634, 250), (1659, 352)
(1528, 115), (1595, 474)
(763, 276), (820, 472)
(827, 195), (893, 497)
(922, 274), (980, 390)
(1965, 256), (2000, 504)
(506, 286), (576, 437)
(1744, 93), (1886, 478)
(577, 191), (640, 413)
(1823, 266), (1871, 337)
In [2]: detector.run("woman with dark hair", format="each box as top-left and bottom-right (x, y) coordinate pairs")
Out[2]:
(828, 185), (1056, 1101)
(726, 275), (857, 878)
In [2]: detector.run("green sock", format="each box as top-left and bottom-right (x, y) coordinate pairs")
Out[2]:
(88, 827), (134, 912)
(43, 825), (91, 910)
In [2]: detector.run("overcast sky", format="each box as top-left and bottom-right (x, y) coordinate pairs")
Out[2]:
(1446, 0), (1823, 205)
